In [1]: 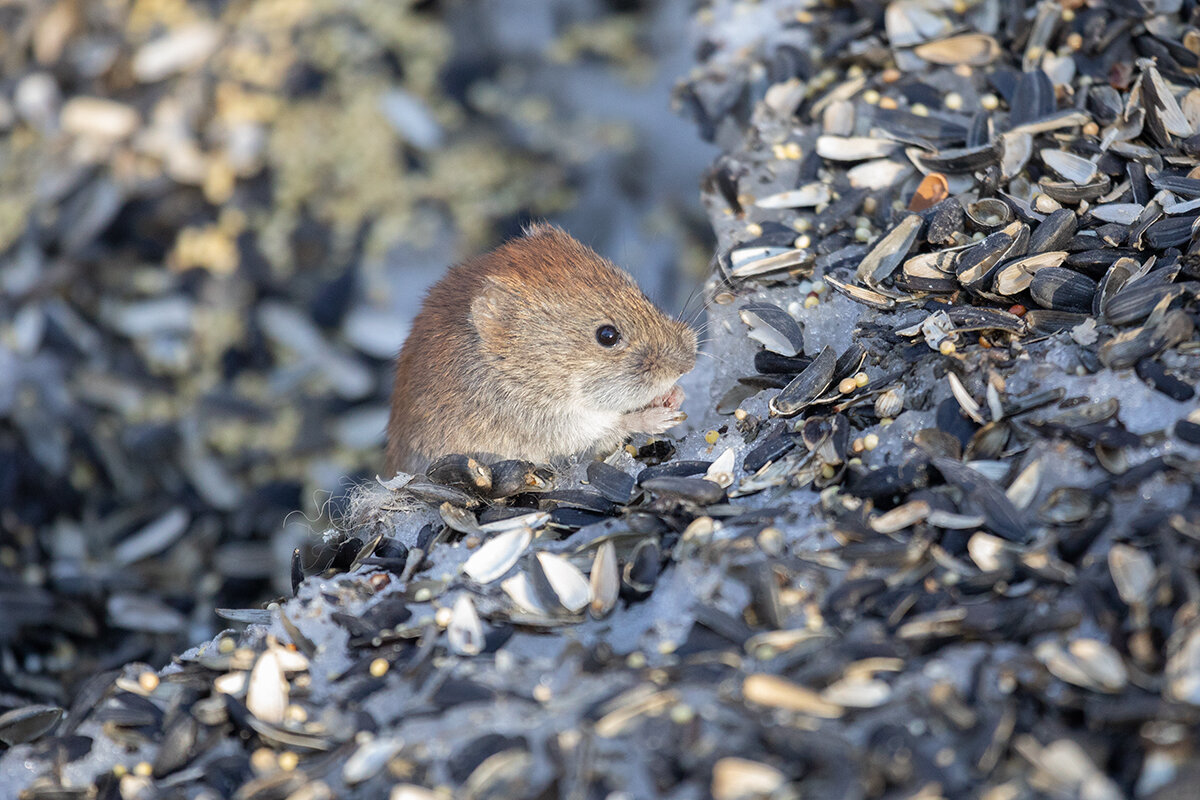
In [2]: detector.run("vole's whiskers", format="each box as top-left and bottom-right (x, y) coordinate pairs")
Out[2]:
(677, 278), (718, 331)
(696, 349), (734, 370)
(683, 298), (710, 329)
(677, 280), (706, 321)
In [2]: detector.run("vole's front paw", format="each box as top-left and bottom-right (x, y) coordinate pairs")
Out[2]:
(621, 404), (687, 436)
(652, 385), (685, 411)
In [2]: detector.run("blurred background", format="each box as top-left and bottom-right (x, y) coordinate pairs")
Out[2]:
(0, 0), (714, 705)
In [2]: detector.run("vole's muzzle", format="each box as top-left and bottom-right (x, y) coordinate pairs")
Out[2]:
(638, 341), (696, 380)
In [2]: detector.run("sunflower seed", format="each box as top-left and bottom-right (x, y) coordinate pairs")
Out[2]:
(913, 33), (1000, 66)
(771, 346), (837, 417)
(993, 251), (1069, 295)
(1041, 149), (1099, 185)
(0, 705), (63, 746)
(532, 552), (590, 614)
(739, 302), (805, 356)
(589, 541), (619, 618)
(1030, 268), (1098, 313)
(447, 594), (484, 656)
(462, 527), (532, 585)
(816, 135), (899, 161)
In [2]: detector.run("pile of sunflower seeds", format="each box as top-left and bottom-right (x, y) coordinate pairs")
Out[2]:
(4, 0), (1200, 797)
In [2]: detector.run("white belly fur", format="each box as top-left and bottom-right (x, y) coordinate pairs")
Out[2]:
(528, 404), (623, 462)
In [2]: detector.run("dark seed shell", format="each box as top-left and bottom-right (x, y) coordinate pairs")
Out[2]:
(771, 345), (836, 417)
(548, 507), (608, 531)
(490, 460), (550, 498)
(1129, 202), (1164, 249)
(1088, 85), (1123, 125)
(1066, 249), (1136, 276)
(933, 457), (1027, 541)
(637, 460), (712, 483)
(1093, 222), (1129, 247)
(427, 454), (493, 495)
(627, 511), (669, 535)
(856, 214), (923, 286)
(0, 705), (64, 746)
(1011, 69), (1055, 126)
(1128, 161), (1151, 205)
(1175, 420), (1200, 444)
(958, 224), (1030, 291)
(844, 459), (931, 501)
(754, 350), (813, 374)
(621, 538), (661, 599)
(801, 416), (833, 453)
(1103, 283), (1189, 327)
(1099, 309), (1195, 369)
(976, 299), (1047, 330)
(912, 143), (1000, 173)
(896, 274), (958, 293)
(372, 536), (410, 562)
(538, 490), (617, 515)
(824, 413), (851, 466)
(1038, 175), (1111, 203)
(729, 224), (807, 253)
(743, 425), (798, 472)
(1142, 63), (1192, 148)
(993, 252), (1069, 296)
(1032, 208), (1080, 251)
(955, 232), (1012, 286)
(1001, 387), (1067, 417)
(639, 476), (725, 505)
(153, 714), (200, 778)
(1135, 359), (1195, 401)
(1030, 267), (1097, 313)
(936, 395), (979, 448)
(527, 553), (583, 616)
(636, 439), (676, 465)
(924, 197), (965, 246)
(740, 302), (805, 356)
(477, 505), (536, 527)
(832, 343), (868, 384)
(874, 107), (968, 148)
(1143, 262), (1184, 285)
(817, 188), (869, 236)
(405, 481), (479, 507)
(816, 243), (871, 272)
(1094, 258), (1140, 317)
(1149, 172), (1200, 198)
(1144, 216), (1199, 249)
(586, 461), (637, 505)
(966, 110), (992, 149)
(1181, 133), (1200, 157)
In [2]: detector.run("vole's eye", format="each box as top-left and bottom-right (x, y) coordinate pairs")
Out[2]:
(595, 324), (621, 348)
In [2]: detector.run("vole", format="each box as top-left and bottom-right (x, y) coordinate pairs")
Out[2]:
(385, 224), (698, 474)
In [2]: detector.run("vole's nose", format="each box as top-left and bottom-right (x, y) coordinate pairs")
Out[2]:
(672, 341), (697, 375)
(644, 339), (695, 378)
(638, 344), (685, 379)
(674, 325), (698, 374)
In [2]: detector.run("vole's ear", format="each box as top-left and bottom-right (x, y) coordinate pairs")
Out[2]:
(469, 276), (510, 343)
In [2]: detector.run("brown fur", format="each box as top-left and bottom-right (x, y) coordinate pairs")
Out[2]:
(385, 225), (696, 473)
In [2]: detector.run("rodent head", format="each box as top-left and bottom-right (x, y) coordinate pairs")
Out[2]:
(468, 226), (697, 413)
